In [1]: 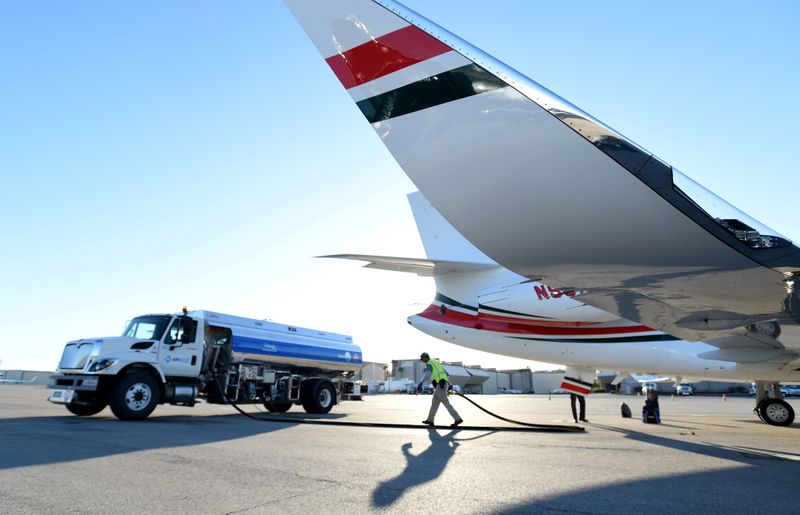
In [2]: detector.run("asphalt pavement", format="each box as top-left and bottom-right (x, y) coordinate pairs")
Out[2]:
(2, 386), (799, 514)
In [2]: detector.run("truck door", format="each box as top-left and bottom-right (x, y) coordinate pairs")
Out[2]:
(158, 316), (202, 377)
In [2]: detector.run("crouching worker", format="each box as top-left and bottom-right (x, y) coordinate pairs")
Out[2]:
(643, 387), (661, 424)
(417, 352), (463, 428)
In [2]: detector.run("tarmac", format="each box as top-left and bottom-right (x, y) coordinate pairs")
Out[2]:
(2, 385), (799, 514)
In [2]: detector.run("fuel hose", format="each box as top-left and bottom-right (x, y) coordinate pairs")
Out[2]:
(216, 378), (584, 433)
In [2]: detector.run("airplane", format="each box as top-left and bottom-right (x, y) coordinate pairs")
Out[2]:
(325, 192), (800, 425)
(283, 1), (800, 425)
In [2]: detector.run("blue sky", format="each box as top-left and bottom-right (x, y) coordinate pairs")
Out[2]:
(1, 1), (798, 371)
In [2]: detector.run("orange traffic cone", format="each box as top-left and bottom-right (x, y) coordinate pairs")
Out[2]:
(722, 394), (728, 401)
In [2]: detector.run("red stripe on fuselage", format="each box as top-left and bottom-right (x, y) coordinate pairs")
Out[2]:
(325, 25), (451, 89)
(418, 304), (655, 336)
(479, 313), (608, 328)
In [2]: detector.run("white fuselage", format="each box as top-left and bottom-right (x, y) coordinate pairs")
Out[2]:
(409, 266), (800, 383)
(409, 314), (800, 383)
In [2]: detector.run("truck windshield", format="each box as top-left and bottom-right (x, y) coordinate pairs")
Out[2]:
(123, 315), (172, 340)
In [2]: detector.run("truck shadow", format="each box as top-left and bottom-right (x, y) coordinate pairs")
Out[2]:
(371, 429), (497, 507)
(0, 412), (298, 471)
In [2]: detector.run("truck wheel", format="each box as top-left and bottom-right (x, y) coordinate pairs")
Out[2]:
(301, 379), (335, 414)
(758, 399), (795, 426)
(66, 401), (107, 416)
(264, 401), (292, 413)
(109, 371), (160, 420)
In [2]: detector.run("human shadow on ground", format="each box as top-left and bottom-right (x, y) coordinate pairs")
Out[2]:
(371, 429), (497, 507)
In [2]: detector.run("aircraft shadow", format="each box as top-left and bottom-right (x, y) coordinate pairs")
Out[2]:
(371, 429), (497, 508)
(497, 423), (799, 513)
(0, 412), (297, 471)
(497, 467), (797, 514)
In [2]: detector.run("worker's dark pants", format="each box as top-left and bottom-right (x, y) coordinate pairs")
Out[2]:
(570, 393), (586, 421)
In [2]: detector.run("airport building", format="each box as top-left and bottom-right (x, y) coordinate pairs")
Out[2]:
(354, 362), (389, 383)
(388, 359), (566, 394)
(0, 370), (51, 386)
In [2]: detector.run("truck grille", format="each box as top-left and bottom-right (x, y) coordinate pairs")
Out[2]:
(59, 341), (96, 370)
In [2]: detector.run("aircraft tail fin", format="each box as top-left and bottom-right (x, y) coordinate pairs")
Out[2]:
(407, 191), (495, 265)
(321, 196), (506, 311)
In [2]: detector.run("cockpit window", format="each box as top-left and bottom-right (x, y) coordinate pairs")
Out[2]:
(123, 315), (172, 340)
(672, 169), (791, 249)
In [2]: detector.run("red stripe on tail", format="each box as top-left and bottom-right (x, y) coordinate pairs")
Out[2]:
(325, 25), (451, 89)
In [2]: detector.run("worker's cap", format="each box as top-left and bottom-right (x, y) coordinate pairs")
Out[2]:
(420, 352), (430, 360)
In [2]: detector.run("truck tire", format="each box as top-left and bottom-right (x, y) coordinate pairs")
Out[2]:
(66, 401), (107, 416)
(301, 379), (335, 414)
(109, 371), (160, 420)
(264, 401), (292, 413)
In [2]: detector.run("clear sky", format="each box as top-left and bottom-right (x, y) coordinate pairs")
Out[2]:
(1, 1), (798, 372)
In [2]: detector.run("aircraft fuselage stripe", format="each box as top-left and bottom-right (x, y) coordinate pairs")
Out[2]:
(325, 25), (451, 90)
(356, 64), (508, 123)
(511, 335), (681, 343)
(418, 303), (662, 337)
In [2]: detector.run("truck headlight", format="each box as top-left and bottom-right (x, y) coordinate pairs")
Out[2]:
(89, 358), (118, 372)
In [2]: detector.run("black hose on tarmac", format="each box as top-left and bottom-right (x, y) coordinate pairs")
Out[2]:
(213, 377), (583, 433)
(452, 392), (582, 431)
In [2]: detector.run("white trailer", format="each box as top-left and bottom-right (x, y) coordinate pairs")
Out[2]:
(48, 309), (363, 420)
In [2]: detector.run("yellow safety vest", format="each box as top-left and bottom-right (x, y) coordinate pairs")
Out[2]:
(428, 358), (449, 384)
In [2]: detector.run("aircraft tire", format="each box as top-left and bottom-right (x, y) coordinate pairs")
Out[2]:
(758, 398), (795, 426)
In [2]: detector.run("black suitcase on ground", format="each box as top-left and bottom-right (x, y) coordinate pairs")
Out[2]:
(642, 403), (660, 424)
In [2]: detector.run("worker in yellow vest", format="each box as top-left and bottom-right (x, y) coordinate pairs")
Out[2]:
(416, 352), (463, 427)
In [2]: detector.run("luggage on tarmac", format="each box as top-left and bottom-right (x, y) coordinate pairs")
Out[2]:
(642, 400), (661, 424)
(620, 402), (632, 418)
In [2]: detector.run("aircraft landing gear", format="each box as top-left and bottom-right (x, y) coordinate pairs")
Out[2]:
(754, 381), (795, 426)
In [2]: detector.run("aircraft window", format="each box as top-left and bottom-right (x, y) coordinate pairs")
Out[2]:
(672, 169), (791, 249)
(123, 315), (171, 340)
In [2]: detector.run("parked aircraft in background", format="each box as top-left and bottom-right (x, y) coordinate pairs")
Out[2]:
(285, 1), (800, 425)
(327, 193), (800, 425)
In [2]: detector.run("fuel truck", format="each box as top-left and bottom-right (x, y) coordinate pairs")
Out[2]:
(48, 309), (363, 420)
